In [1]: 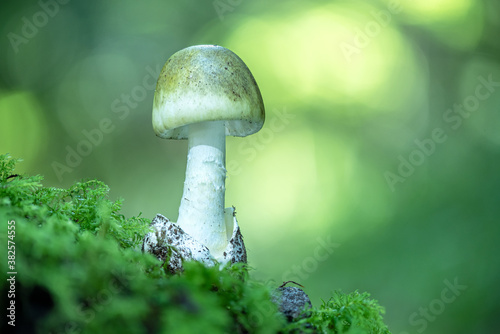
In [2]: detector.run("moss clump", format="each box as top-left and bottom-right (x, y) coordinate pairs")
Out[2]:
(0, 154), (391, 333)
(286, 290), (391, 333)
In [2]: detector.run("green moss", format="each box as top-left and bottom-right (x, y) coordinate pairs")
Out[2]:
(285, 290), (391, 334)
(0, 154), (391, 333)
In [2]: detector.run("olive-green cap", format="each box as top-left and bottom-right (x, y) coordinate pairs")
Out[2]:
(152, 45), (265, 139)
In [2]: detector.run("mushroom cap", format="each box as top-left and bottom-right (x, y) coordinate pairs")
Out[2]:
(152, 45), (265, 139)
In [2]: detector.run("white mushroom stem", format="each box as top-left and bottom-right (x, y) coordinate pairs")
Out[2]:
(176, 120), (228, 260)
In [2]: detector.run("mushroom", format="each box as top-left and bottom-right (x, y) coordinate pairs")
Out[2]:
(150, 45), (265, 264)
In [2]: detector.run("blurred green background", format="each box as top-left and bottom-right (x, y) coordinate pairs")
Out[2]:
(1, 0), (499, 332)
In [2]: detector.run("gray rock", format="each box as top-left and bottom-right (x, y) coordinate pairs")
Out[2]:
(272, 286), (312, 321)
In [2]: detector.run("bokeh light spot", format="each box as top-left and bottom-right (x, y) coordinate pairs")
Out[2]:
(224, 2), (422, 117)
(228, 128), (319, 238)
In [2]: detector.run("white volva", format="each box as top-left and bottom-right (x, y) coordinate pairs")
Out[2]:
(176, 121), (228, 260)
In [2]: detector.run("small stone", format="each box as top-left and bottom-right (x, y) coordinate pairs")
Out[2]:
(272, 286), (313, 322)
